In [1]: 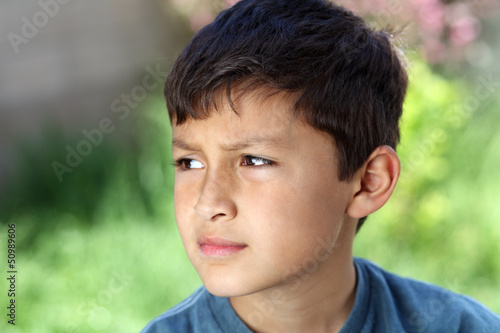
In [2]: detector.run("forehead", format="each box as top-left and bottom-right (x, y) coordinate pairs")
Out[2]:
(172, 90), (298, 143)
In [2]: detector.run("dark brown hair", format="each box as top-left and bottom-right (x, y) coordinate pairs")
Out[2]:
(164, 0), (408, 232)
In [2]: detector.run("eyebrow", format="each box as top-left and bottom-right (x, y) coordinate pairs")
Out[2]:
(172, 138), (201, 151)
(172, 134), (288, 151)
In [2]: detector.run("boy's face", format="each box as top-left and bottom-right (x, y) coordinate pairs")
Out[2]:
(171, 91), (358, 297)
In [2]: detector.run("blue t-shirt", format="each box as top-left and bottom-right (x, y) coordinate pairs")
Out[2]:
(141, 258), (500, 332)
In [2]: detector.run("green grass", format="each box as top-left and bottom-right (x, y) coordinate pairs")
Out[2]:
(1, 215), (201, 333)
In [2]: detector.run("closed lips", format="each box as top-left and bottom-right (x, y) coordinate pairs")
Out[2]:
(198, 236), (247, 256)
(198, 236), (246, 247)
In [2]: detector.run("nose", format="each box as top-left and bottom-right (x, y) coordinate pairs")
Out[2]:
(194, 168), (237, 222)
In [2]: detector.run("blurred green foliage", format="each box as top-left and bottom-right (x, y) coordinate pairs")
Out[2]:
(355, 58), (500, 311)
(1, 56), (499, 332)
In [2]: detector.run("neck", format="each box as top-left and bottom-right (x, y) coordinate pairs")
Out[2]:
(230, 234), (357, 333)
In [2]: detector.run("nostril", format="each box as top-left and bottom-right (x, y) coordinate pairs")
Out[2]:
(210, 212), (228, 221)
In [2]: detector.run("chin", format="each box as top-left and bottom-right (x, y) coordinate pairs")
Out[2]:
(203, 281), (247, 297)
(198, 269), (265, 298)
(202, 277), (248, 297)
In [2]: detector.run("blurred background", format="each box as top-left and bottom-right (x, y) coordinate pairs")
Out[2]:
(0, 0), (499, 331)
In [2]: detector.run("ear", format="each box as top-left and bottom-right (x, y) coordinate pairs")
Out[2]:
(345, 145), (400, 219)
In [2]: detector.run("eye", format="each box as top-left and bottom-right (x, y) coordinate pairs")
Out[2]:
(174, 158), (204, 170)
(241, 155), (274, 167)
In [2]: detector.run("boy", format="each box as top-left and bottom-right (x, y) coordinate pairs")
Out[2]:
(142, 0), (500, 332)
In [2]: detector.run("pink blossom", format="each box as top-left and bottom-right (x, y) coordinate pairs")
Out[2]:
(412, 0), (446, 33)
(449, 16), (481, 47)
(422, 37), (445, 63)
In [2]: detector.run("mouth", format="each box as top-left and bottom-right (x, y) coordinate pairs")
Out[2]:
(198, 236), (247, 257)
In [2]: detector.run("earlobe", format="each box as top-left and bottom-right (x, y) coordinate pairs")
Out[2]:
(345, 145), (400, 219)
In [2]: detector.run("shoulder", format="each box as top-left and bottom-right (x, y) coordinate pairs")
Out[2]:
(354, 258), (500, 333)
(140, 287), (209, 333)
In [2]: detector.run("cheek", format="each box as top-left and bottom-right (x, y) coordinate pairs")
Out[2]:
(253, 176), (345, 231)
(174, 173), (199, 212)
(246, 180), (343, 264)
(247, 177), (346, 265)
(173, 183), (196, 238)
